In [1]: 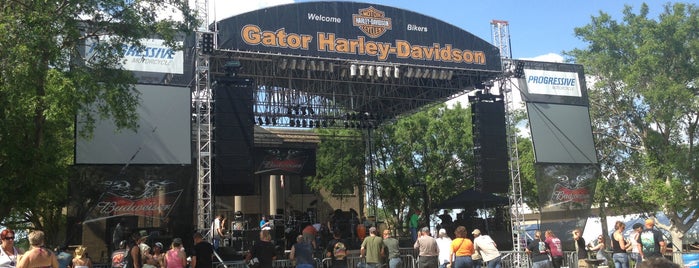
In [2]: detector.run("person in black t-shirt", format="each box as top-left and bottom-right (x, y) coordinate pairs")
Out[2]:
(191, 233), (213, 268)
(246, 230), (276, 268)
(325, 230), (348, 268)
(526, 230), (552, 268)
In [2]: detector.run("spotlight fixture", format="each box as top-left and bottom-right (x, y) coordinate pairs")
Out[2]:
(414, 68), (422, 78)
(279, 59), (288, 70)
(447, 70), (454, 80)
(295, 119), (301, 127)
(315, 120), (321, 128)
(308, 107), (315, 115)
(308, 120), (314, 128)
(431, 69), (438, 79)
(272, 117), (278, 125)
(368, 65), (375, 77)
(298, 59), (307, 70)
(422, 69), (430, 78)
(376, 66), (383, 78)
(384, 66), (391, 78)
(287, 107), (293, 115)
(405, 68), (414, 78)
(359, 65), (366, 76)
(394, 66), (400, 78)
(289, 119), (296, 127)
(289, 59), (297, 70)
(350, 64), (357, 76)
(309, 60), (317, 71)
(257, 117), (264, 125)
(264, 117), (271, 125)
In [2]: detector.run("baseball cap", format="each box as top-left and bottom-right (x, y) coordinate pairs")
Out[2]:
(472, 229), (481, 235)
(439, 229), (447, 235)
(369, 227), (377, 233)
(632, 223), (643, 229)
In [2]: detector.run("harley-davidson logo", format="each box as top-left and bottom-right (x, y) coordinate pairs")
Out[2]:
(352, 6), (392, 38)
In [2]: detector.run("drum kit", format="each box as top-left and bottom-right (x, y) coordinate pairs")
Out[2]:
(223, 209), (318, 252)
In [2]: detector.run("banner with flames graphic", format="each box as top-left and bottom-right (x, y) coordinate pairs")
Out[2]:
(536, 163), (598, 221)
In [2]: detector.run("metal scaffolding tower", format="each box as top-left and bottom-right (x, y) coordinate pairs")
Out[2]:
(194, 0), (213, 234)
(491, 19), (527, 256)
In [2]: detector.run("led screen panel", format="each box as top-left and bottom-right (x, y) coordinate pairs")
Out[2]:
(75, 84), (191, 164)
(527, 102), (597, 164)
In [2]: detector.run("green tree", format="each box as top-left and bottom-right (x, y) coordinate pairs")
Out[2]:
(568, 2), (699, 254)
(0, 0), (196, 244)
(310, 128), (365, 195)
(372, 103), (475, 233)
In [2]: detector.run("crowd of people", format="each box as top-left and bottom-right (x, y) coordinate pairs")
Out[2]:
(0, 214), (687, 268)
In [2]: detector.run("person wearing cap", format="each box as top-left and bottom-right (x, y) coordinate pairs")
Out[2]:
(473, 229), (502, 268)
(146, 242), (164, 268)
(360, 226), (384, 268)
(543, 230), (562, 268)
(410, 210), (422, 243)
(435, 229), (452, 268)
(628, 223), (644, 268)
(136, 230), (152, 267)
(72, 246), (93, 268)
(471, 230), (483, 268)
(164, 238), (186, 268)
(415, 227), (439, 268)
(382, 229), (402, 268)
(637, 218), (665, 260)
(451, 226), (474, 268)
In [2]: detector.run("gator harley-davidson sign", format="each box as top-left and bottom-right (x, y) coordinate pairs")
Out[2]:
(216, 2), (501, 71)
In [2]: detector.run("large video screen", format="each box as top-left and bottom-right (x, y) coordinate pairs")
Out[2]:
(527, 102), (597, 164)
(75, 84), (191, 164)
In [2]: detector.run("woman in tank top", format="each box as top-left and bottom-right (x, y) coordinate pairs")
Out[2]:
(16, 231), (58, 268)
(72, 246), (92, 268)
(164, 238), (185, 268)
(611, 221), (629, 268)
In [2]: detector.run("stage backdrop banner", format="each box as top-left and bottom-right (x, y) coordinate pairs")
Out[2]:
(216, 2), (501, 71)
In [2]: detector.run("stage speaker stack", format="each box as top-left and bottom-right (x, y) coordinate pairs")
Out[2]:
(213, 77), (255, 195)
(470, 91), (510, 193)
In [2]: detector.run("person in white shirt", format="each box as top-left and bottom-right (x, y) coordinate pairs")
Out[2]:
(472, 229), (502, 268)
(435, 229), (453, 268)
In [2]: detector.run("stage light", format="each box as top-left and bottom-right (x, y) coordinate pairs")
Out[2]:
(329, 62), (335, 73)
(264, 117), (271, 125)
(414, 68), (422, 78)
(279, 59), (288, 70)
(447, 70), (454, 80)
(298, 59), (306, 70)
(350, 64), (357, 76)
(439, 70), (447, 80)
(257, 117), (264, 125)
(272, 117), (278, 125)
(384, 66), (391, 78)
(341, 68), (348, 77)
(422, 69), (430, 78)
(308, 107), (315, 114)
(405, 68), (414, 78)
(376, 66), (383, 77)
(295, 119), (301, 127)
(368, 66), (375, 77)
(431, 69), (438, 79)
(359, 65), (366, 76)
(289, 59), (297, 70)
(394, 67), (399, 78)
(514, 61), (525, 78)
(318, 61), (324, 71)
(200, 32), (214, 54)
(308, 120), (314, 128)
(309, 61), (317, 71)
(289, 119), (296, 127)
(287, 107), (293, 115)
(301, 107), (307, 115)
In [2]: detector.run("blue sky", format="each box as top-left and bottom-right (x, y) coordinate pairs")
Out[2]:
(210, 0), (679, 62)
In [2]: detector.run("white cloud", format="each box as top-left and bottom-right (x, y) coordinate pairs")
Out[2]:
(208, 0), (294, 22)
(523, 53), (565, 63)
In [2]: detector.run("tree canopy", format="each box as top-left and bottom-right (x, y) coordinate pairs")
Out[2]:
(567, 2), (699, 252)
(0, 0), (196, 244)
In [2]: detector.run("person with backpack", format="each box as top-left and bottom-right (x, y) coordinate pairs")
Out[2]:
(326, 230), (348, 268)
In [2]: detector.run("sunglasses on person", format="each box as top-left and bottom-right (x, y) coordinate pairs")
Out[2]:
(3, 237), (14, 240)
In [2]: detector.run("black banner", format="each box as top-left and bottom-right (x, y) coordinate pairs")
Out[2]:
(254, 148), (316, 176)
(216, 2), (501, 71)
(536, 163), (598, 220)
